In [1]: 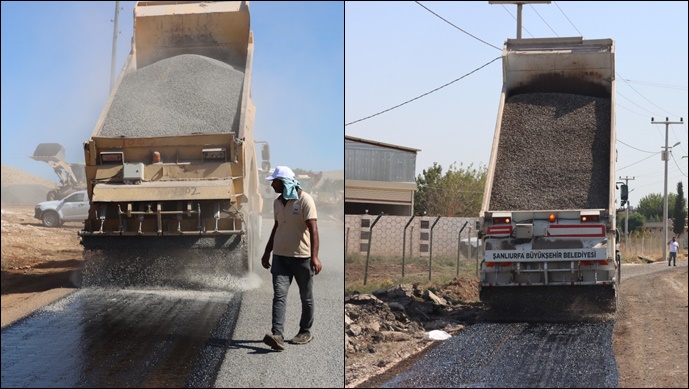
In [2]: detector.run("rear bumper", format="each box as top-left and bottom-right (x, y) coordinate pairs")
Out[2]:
(479, 284), (617, 321)
(80, 234), (243, 251)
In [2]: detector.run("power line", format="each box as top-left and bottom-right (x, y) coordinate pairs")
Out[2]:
(553, 1), (583, 36)
(345, 56), (501, 127)
(418, 185), (484, 194)
(553, 1), (685, 125)
(415, 2), (501, 51)
(617, 138), (657, 154)
(498, 4), (535, 38)
(616, 90), (657, 117)
(615, 101), (655, 118)
(617, 152), (661, 171)
(671, 153), (688, 177)
(621, 79), (687, 90)
(617, 73), (681, 118)
(529, 4), (558, 37)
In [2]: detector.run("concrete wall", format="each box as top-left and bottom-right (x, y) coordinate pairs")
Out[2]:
(345, 214), (480, 259)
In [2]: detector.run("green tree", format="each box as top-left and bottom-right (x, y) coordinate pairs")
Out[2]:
(636, 193), (677, 221)
(617, 213), (646, 235)
(414, 162), (486, 217)
(673, 182), (687, 237)
(414, 163), (443, 216)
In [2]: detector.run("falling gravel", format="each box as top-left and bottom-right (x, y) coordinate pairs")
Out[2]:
(381, 322), (619, 388)
(99, 54), (245, 137)
(489, 93), (611, 211)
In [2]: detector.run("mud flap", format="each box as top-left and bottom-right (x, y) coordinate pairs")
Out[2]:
(479, 285), (617, 323)
(81, 235), (249, 290)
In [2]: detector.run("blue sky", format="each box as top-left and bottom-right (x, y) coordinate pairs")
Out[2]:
(1, 1), (344, 183)
(345, 1), (688, 207)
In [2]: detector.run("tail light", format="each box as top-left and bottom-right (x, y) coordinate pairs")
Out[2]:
(581, 215), (600, 222)
(493, 217), (511, 224)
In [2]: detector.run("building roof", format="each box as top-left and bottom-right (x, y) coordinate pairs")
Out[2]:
(345, 135), (420, 153)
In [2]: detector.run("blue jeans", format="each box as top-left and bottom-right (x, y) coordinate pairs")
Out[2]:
(669, 252), (677, 266)
(270, 254), (314, 336)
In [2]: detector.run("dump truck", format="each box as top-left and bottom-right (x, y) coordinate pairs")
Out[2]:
(79, 1), (263, 288)
(30, 143), (87, 201)
(478, 37), (619, 320)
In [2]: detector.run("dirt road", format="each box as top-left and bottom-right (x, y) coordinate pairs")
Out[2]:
(613, 263), (688, 388)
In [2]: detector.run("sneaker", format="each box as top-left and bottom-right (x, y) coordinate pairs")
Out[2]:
(290, 330), (313, 345)
(263, 333), (285, 351)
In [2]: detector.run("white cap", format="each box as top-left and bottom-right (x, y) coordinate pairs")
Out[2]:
(266, 166), (295, 180)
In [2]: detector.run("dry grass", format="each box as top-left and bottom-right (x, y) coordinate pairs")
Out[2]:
(345, 254), (479, 294)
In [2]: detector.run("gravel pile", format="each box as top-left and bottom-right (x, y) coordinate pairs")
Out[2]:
(489, 93), (611, 211)
(99, 54), (245, 137)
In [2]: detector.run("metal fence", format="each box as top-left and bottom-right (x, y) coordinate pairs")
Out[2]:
(345, 215), (481, 284)
(619, 233), (687, 261)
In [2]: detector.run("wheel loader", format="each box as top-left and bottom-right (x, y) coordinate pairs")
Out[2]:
(30, 143), (86, 201)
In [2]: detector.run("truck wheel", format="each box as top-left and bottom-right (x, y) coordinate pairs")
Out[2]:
(47, 190), (57, 201)
(42, 211), (61, 227)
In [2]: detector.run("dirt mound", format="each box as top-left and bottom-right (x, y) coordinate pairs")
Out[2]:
(345, 278), (483, 387)
(1, 164), (55, 187)
(1, 165), (56, 206)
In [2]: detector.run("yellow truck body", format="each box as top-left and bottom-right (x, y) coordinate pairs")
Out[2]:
(80, 1), (262, 287)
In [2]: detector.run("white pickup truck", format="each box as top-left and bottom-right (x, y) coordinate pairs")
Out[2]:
(34, 190), (89, 227)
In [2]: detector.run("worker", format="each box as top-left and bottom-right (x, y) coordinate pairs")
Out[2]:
(261, 165), (322, 351)
(668, 237), (679, 266)
(152, 151), (162, 164)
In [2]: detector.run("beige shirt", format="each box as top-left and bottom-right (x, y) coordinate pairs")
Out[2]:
(273, 191), (317, 258)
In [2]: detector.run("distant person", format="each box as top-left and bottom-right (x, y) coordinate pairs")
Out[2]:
(668, 237), (679, 266)
(261, 166), (322, 351)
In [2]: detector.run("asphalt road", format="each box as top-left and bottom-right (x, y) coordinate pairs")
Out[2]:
(381, 321), (618, 388)
(0, 216), (344, 388)
(214, 216), (345, 388)
(376, 261), (687, 388)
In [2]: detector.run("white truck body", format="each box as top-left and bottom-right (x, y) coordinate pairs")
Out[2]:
(479, 37), (619, 314)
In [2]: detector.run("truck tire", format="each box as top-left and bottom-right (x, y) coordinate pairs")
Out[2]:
(42, 211), (61, 227)
(46, 190), (57, 201)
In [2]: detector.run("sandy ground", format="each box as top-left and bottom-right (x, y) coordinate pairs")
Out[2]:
(1, 206), (83, 328)
(2, 206), (687, 388)
(613, 264), (688, 388)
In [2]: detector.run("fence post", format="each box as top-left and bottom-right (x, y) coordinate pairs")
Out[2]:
(475, 227), (480, 263)
(429, 216), (441, 280)
(402, 215), (415, 279)
(345, 226), (350, 258)
(456, 221), (468, 277)
(364, 213), (383, 285)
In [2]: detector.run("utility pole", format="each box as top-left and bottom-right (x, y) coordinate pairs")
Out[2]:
(110, 1), (120, 92)
(651, 117), (684, 263)
(619, 176), (635, 245)
(489, 1), (551, 39)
